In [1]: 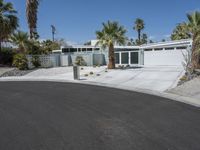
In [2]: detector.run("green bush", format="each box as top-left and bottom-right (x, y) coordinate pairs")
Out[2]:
(0, 47), (16, 66)
(75, 56), (87, 66)
(13, 53), (28, 70)
(31, 55), (41, 67)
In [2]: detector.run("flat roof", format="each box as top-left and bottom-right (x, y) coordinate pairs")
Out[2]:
(141, 39), (192, 49)
(56, 39), (192, 52)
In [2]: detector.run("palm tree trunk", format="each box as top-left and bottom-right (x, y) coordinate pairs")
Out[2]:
(30, 30), (33, 39)
(0, 40), (2, 54)
(108, 43), (115, 69)
(138, 29), (141, 43)
(191, 33), (200, 70)
(0, 40), (2, 64)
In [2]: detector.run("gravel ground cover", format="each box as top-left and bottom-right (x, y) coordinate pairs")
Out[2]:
(0, 67), (14, 76)
(0, 69), (37, 77)
(169, 76), (200, 100)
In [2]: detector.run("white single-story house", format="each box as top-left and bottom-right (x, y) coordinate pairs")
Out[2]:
(52, 39), (192, 67)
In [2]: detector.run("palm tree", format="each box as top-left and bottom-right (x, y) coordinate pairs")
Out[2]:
(171, 22), (191, 40)
(26, 0), (40, 39)
(187, 11), (200, 69)
(141, 33), (148, 44)
(96, 21), (127, 69)
(133, 18), (145, 45)
(10, 31), (29, 53)
(51, 25), (56, 42)
(0, 0), (18, 53)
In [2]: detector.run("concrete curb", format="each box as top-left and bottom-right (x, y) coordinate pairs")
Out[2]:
(0, 78), (200, 108)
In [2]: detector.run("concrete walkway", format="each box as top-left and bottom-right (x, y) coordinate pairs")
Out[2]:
(0, 66), (184, 92)
(87, 66), (184, 92)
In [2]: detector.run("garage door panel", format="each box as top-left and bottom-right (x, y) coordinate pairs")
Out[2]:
(144, 50), (186, 66)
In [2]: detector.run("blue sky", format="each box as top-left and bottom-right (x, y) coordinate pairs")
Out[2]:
(8, 0), (200, 44)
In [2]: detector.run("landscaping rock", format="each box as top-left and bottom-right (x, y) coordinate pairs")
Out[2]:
(169, 76), (200, 100)
(0, 69), (36, 77)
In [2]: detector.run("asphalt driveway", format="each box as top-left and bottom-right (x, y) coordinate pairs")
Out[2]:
(0, 82), (199, 150)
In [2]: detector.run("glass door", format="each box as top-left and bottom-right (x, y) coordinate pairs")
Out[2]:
(115, 53), (120, 64)
(130, 52), (139, 64)
(121, 52), (129, 64)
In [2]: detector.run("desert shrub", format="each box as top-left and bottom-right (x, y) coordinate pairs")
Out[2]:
(75, 56), (87, 66)
(27, 40), (42, 55)
(0, 47), (16, 66)
(180, 75), (188, 81)
(40, 40), (61, 54)
(13, 53), (28, 70)
(31, 55), (41, 67)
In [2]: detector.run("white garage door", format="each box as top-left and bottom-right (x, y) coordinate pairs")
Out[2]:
(144, 49), (187, 66)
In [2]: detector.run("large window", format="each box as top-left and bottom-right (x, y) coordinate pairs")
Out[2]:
(131, 52), (138, 64)
(82, 48), (86, 52)
(154, 48), (163, 51)
(176, 46), (187, 50)
(69, 48), (77, 52)
(62, 48), (70, 53)
(94, 48), (100, 51)
(144, 49), (152, 51)
(115, 53), (120, 64)
(121, 52), (129, 64)
(87, 48), (93, 51)
(165, 47), (174, 50)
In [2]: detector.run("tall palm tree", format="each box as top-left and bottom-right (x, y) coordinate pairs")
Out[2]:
(133, 18), (144, 45)
(26, 0), (40, 39)
(171, 22), (191, 40)
(96, 21), (127, 69)
(0, 0), (18, 52)
(187, 11), (200, 69)
(10, 31), (29, 53)
(51, 25), (56, 41)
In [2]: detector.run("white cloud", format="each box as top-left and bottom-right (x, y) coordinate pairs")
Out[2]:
(149, 35), (156, 40)
(164, 34), (171, 38)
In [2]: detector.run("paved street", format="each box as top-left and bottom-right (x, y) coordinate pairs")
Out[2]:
(0, 82), (200, 150)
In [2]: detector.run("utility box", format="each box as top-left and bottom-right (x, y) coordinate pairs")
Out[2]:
(73, 66), (80, 80)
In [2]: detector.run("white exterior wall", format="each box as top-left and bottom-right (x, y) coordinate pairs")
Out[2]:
(55, 39), (192, 67)
(144, 49), (187, 66)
